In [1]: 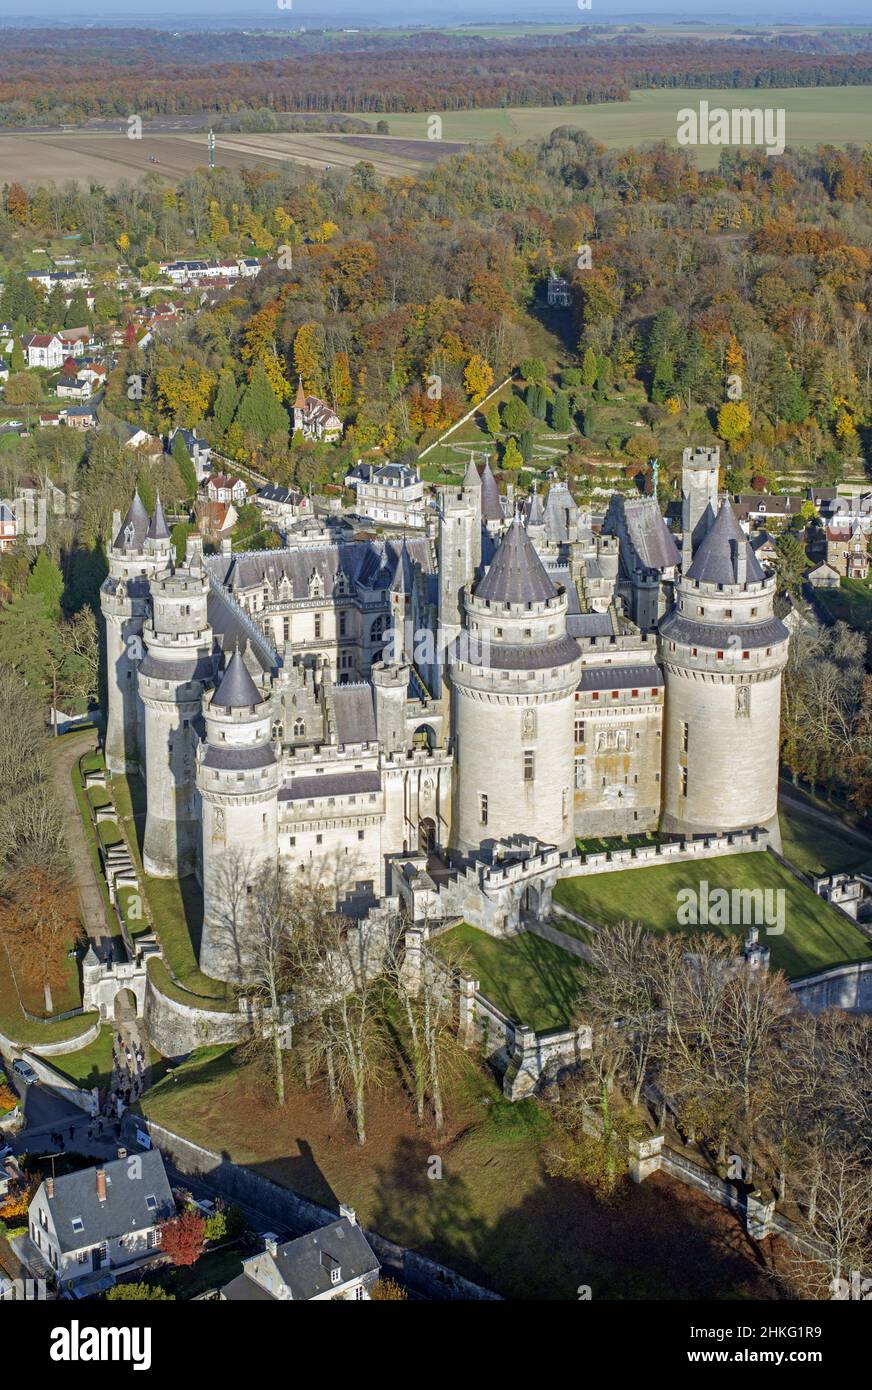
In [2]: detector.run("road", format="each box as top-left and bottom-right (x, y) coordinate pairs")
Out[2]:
(48, 729), (115, 955)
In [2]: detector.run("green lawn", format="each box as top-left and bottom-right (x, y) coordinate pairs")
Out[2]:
(51, 1026), (115, 1091)
(553, 851), (872, 980)
(814, 577), (872, 638)
(433, 922), (586, 1031)
(779, 803), (871, 879)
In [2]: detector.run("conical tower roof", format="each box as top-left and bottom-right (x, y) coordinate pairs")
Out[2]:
(686, 499), (765, 587)
(212, 646), (264, 709)
(389, 540), (414, 595)
(475, 516), (558, 604)
(146, 491), (171, 542)
(113, 489), (150, 551)
(462, 455), (482, 490)
(525, 484), (545, 529)
(294, 377), (306, 409)
(479, 459), (504, 523)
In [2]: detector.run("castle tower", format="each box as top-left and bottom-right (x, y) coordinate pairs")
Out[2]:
(139, 545), (215, 879)
(659, 500), (789, 842)
(479, 457), (506, 536)
(196, 649), (279, 982)
(450, 517), (582, 857)
(101, 492), (168, 774)
(437, 469), (482, 654)
(681, 445), (720, 567)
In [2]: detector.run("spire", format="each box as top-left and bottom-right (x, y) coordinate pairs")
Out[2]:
(389, 540), (413, 595)
(462, 454), (481, 491)
(475, 516), (558, 605)
(113, 488), (149, 551)
(479, 458), (504, 523)
(525, 480), (545, 529)
(146, 490), (170, 542)
(686, 499), (765, 587)
(212, 644), (264, 709)
(294, 377), (306, 410)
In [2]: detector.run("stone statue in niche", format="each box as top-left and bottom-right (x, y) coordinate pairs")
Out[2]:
(522, 709), (536, 740)
(736, 685), (750, 718)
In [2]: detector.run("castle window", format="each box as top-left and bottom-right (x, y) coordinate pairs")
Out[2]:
(698, 607), (705, 616)
(480, 794), (488, 825)
(592, 692), (599, 701)
(314, 615), (322, 640)
(611, 691), (618, 700)
(283, 618), (290, 642)
(691, 647), (698, 656)
(574, 718), (585, 743)
(339, 612), (347, 637)
(358, 829), (365, 841)
(751, 607), (758, 617)
(680, 767), (688, 797)
(524, 751), (535, 782)
(294, 719), (305, 737)
(651, 688), (657, 696)
(725, 609), (732, 618)
(631, 689), (638, 698)
(742, 650), (749, 660)
(716, 651), (724, 660)
(316, 834), (323, 845)
(289, 836), (296, 847)
(682, 721), (689, 753)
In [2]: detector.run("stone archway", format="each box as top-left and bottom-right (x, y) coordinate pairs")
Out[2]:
(113, 987), (138, 1023)
(413, 724), (437, 751)
(419, 816), (436, 855)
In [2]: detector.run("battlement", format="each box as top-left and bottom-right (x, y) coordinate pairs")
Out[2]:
(682, 445), (720, 470)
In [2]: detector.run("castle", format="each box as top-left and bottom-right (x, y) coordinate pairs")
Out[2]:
(101, 446), (789, 981)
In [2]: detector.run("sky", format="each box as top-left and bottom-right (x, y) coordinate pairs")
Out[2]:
(2, 2), (872, 25)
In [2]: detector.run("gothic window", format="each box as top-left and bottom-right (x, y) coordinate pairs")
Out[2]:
(370, 614), (387, 645)
(308, 571), (324, 599)
(294, 718), (305, 737)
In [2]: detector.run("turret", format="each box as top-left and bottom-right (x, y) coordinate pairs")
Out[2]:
(660, 500), (789, 843)
(681, 445), (720, 568)
(437, 476), (482, 654)
(100, 491), (171, 773)
(138, 563), (214, 878)
(196, 647), (279, 982)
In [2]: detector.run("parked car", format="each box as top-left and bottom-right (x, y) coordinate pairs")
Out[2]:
(12, 1058), (37, 1086)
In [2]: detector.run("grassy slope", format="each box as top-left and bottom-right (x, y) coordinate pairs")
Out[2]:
(434, 923), (586, 1031)
(553, 851), (872, 979)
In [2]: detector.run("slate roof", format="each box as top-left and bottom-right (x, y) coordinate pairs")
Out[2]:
(473, 632), (581, 671)
(479, 459), (504, 523)
(39, 1151), (173, 1254)
(201, 742), (276, 772)
(146, 492), (170, 542)
(331, 683), (377, 745)
(686, 501), (765, 587)
(622, 497), (681, 571)
(113, 490), (150, 552)
(222, 1219), (379, 1301)
(279, 771), (381, 802)
(475, 517), (558, 605)
(525, 488), (545, 528)
(463, 456), (481, 490)
(205, 537), (433, 599)
(389, 541), (414, 595)
(543, 482), (582, 545)
(212, 648), (265, 709)
(257, 484), (300, 506)
(577, 664), (664, 692)
(568, 611), (614, 639)
(659, 610), (788, 651)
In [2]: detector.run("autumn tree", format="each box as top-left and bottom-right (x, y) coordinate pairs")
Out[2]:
(160, 1210), (206, 1267)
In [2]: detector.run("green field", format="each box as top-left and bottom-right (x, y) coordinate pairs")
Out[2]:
(553, 851), (872, 980)
(814, 577), (872, 638)
(779, 801), (872, 879)
(375, 87), (872, 167)
(434, 922), (586, 1031)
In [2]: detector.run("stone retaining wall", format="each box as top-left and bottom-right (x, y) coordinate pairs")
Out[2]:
(142, 972), (249, 1058)
(791, 960), (872, 1013)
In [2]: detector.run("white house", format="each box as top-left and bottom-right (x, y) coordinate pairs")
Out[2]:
(254, 483), (304, 523)
(22, 333), (64, 369)
(204, 473), (247, 505)
(26, 1149), (174, 1293)
(0, 502), (18, 552)
(354, 460), (425, 529)
(219, 1211), (380, 1301)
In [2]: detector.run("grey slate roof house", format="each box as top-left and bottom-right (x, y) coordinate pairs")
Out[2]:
(220, 1212), (380, 1301)
(27, 1149), (174, 1292)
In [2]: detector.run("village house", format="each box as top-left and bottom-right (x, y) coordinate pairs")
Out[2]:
(219, 1211), (379, 1302)
(807, 560), (842, 590)
(196, 498), (239, 540)
(824, 523), (870, 579)
(0, 358), (9, 384)
(0, 502), (18, 552)
(26, 1149), (174, 1293)
(56, 373), (92, 401)
(168, 426), (212, 480)
(254, 483), (305, 524)
(22, 333), (64, 369)
(204, 473), (248, 505)
(293, 379), (343, 442)
(732, 493), (804, 531)
(27, 267), (91, 293)
(64, 401), (100, 432)
(354, 460), (426, 529)
(57, 328), (91, 357)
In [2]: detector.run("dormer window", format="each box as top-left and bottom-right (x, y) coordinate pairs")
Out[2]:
(331, 1267), (341, 1285)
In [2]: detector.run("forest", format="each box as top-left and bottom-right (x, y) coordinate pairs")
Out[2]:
(2, 27), (872, 126)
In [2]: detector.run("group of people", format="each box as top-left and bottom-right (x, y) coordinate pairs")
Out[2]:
(111, 1031), (147, 1113)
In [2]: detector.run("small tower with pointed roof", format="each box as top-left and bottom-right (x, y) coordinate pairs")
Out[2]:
(659, 499), (789, 843)
(449, 516), (583, 857)
(101, 491), (174, 774)
(196, 645), (280, 981)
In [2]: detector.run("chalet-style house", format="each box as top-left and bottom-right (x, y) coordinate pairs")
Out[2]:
(293, 380), (342, 442)
(27, 1150), (174, 1293)
(219, 1212), (379, 1302)
(825, 523), (870, 580)
(204, 474), (248, 505)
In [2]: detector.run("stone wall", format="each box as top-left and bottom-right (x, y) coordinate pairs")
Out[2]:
(142, 971), (250, 1058)
(791, 960), (872, 1013)
(0, 1018), (100, 1058)
(21, 1051), (97, 1112)
(138, 1119), (500, 1300)
(556, 826), (769, 881)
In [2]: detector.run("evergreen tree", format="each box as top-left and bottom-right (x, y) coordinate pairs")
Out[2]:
(45, 282), (66, 327)
(65, 287), (91, 328)
(651, 350), (676, 404)
(26, 551), (64, 623)
(519, 428), (535, 462)
(502, 394), (532, 434)
(502, 437), (523, 470)
(582, 406), (595, 439)
(767, 346), (811, 425)
(644, 307), (679, 374)
(172, 433), (197, 499)
(581, 348), (598, 392)
(551, 391), (572, 432)
(212, 369), (240, 436)
(10, 341), (25, 372)
(235, 362), (289, 443)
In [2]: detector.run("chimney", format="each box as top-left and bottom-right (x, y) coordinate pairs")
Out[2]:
(96, 1168), (107, 1202)
(46, 1177), (54, 1199)
(263, 1233), (279, 1256)
(339, 1203), (357, 1227)
(117, 1146), (128, 1160)
(736, 538), (747, 586)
